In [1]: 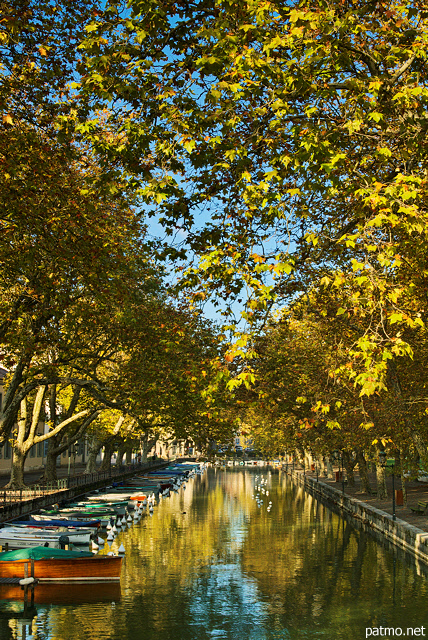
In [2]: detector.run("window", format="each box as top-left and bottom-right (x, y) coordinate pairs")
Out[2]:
(37, 442), (43, 457)
(29, 446), (35, 458)
(4, 442), (11, 459)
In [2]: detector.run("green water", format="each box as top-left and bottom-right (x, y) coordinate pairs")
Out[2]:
(1, 467), (427, 639)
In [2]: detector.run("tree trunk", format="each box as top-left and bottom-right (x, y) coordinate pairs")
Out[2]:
(399, 448), (407, 504)
(8, 447), (28, 489)
(99, 441), (115, 473)
(356, 450), (371, 494)
(343, 451), (356, 487)
(126, 448), (132, 464)
(376, 460), (388, 499)
(43, 438), (59, 482)
(44, 450), (60, 483)
(115, 442), (126, 467)
(85, 437), (102, 473)
(326, 456), (334, 479)
(141, 433), (150, 462)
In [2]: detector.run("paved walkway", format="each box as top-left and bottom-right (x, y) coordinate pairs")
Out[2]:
(298, 465), (428, 533)
(0, 464), (89, 487)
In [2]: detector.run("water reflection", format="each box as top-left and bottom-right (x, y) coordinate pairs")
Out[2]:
(0, 468), (427, 639)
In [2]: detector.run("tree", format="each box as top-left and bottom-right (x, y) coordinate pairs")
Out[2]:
(74, 0), (428, 394)
(106, 298), (235, 459)
(0, 115), (161, 440)
(7, 382), (101, 487)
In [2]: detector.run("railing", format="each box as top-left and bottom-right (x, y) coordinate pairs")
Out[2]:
(65, 461), (157, 489)
(0, 481), (68, 505)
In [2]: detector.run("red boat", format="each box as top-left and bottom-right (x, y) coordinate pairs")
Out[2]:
(0, 547), (123, 583)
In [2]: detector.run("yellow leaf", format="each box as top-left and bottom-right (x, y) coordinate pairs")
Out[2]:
(2, 114), (13, 126)
(39, 46), (47, 56)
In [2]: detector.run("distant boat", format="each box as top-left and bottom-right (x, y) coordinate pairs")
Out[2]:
(69, 500), (130, 514)
(42, 506), (119, 519)
(0, 546), (123, 582)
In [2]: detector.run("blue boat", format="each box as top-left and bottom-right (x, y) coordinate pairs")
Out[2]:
(24, 517), (101, 529)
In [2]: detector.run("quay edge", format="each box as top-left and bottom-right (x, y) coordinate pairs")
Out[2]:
(287, 469), (428, 573)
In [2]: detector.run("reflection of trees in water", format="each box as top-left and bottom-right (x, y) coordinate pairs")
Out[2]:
(240, 475), (428, 636)
(6, 468), (428, 640)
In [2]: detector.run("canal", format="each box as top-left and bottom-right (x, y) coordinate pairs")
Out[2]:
(1, 466), (428, 639)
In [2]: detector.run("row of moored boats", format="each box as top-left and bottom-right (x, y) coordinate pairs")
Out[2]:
(0, 462), (205, 583)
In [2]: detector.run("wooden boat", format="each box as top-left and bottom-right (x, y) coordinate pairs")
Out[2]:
(0, 546), (123, 582)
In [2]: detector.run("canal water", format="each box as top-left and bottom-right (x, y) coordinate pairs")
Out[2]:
(1, 467), (428, 639)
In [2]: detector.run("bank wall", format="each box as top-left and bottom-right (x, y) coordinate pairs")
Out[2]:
(288, 469), (428, 568)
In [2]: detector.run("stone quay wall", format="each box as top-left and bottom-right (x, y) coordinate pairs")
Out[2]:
(288, 469), (428, 567)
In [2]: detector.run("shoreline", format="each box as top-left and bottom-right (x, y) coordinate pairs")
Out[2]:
(287, 469), (428, 573)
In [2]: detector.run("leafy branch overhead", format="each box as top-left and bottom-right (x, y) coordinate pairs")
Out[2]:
(3, 0), (428, 481)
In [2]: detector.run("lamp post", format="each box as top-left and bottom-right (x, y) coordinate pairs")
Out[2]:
(341, 451), (345, 495)
(391, 462), (396, 521)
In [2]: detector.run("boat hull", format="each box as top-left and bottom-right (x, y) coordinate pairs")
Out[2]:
(2, 527), (92, 545)
(0, 535), (61, 549)
(0, 556), (122, 582)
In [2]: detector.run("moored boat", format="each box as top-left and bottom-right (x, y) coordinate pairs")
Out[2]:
(28, 516), (101, 529)
(85, 493), (147, 504)
(0, 546), (122, 582)
(1, 525), (93, 545)
(42, 507), (119, 519)
(69, 500), (130, 514)
(0, 525), (92, 548)
(34, 513), (112, 528)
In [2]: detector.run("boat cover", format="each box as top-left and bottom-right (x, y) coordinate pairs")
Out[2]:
(0, 546), (94, 561)
(25, 519), (101, 528)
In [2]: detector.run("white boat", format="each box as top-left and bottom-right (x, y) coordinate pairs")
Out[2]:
(0, 526), (92, 547)
(33, 513), (112, 529)
(86, 492), (145, 502)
